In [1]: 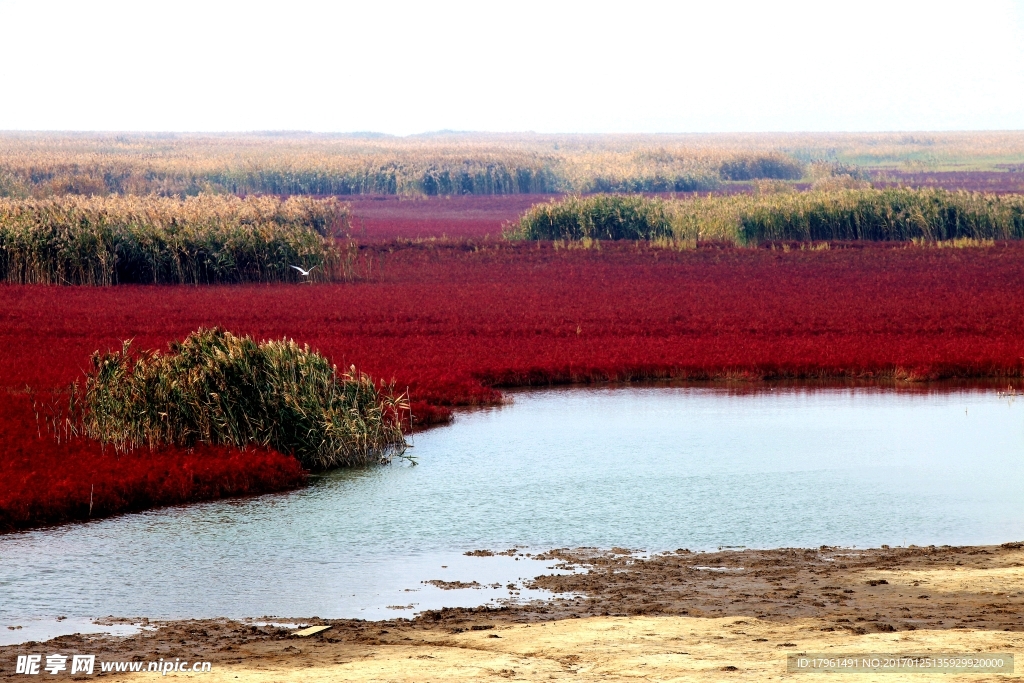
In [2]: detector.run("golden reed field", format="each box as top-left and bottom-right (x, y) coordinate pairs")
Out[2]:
(3, 131), (1024, 198)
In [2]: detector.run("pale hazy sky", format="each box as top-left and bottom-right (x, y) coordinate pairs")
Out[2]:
(1, 0), (1022, 134)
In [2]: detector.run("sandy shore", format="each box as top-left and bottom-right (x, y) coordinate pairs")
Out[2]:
(2, 543), (1023, 681)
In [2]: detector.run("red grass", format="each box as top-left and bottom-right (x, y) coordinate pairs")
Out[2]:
(346, 194), (557, 240)
(871, 170), (1024, 194)
(4, 239), (1024, 529)
(0, 392), (306, 531)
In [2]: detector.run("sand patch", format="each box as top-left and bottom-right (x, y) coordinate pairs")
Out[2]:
(144, 617), (1024, 682)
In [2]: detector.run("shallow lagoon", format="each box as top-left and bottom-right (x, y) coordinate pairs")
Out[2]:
(1, 386), (1023, 635)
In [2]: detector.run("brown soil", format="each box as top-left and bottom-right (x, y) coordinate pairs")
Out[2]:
(3, 543), (1023, 681)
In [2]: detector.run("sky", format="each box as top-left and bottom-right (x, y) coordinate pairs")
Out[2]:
(0, 0), (1022, 134)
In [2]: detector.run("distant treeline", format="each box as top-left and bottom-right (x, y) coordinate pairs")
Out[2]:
(507, 188), (1024, 244)
(0, 195), (345, 285)
(0, 133), (808, 197)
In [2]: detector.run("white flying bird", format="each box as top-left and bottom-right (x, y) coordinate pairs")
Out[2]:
(290, 264), (318, 277)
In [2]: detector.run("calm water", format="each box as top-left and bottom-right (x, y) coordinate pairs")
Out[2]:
(2, 386), (1023, 637)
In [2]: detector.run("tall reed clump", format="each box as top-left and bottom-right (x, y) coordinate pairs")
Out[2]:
(508, 188), (1024, 244)
(718, 153), (805, 181)
(0, 194), (347, 285)
(686, 188), (1024, 243)
(504, 194), (674, 241)
(68, 328), (408, 470)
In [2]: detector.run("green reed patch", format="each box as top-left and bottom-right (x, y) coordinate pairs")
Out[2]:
(718, 153), (805, 181)
(0, 194), (346, 285)
(68, 328), (408, 470)
(729, 188), (1024, 242)
(508, 188), (1024, 244)
(504, 194), (674, 241)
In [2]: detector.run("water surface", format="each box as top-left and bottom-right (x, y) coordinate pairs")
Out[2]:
(1, 386), (1022, 635)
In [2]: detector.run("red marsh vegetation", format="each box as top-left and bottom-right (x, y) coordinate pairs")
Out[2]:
(341, 173), (1024, 242)
(3, 240), (1024, 529)
(871, 170), (1024, 194)
(345, 194), (559, 240)
(0, 398), (307, 531)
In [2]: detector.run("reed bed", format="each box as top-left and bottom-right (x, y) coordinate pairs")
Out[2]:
(677, 188), (1024, 243)
(505, 194), (673, 241)
(507, 189), (1024, 244)
(0, 194), (346, 284)
(0, 132), (823, 197)
(67, 328), (408, 470)
(719, 154), (804, 181)
(4, 131), (1024, 199)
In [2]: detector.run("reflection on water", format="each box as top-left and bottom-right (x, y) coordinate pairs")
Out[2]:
(1, 386), (1023, 628)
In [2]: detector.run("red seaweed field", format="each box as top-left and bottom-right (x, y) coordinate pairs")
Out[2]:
(0, 402), (307, 531)
(4, 239), (1024, 530)
(345, 195), (558, 240)
(342, 170), (1024, 242)
(871, 170), (1024, 194)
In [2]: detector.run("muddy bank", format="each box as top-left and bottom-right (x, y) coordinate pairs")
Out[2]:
(528, 542), (1024, 632)
(2, 543), (1023, 681)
